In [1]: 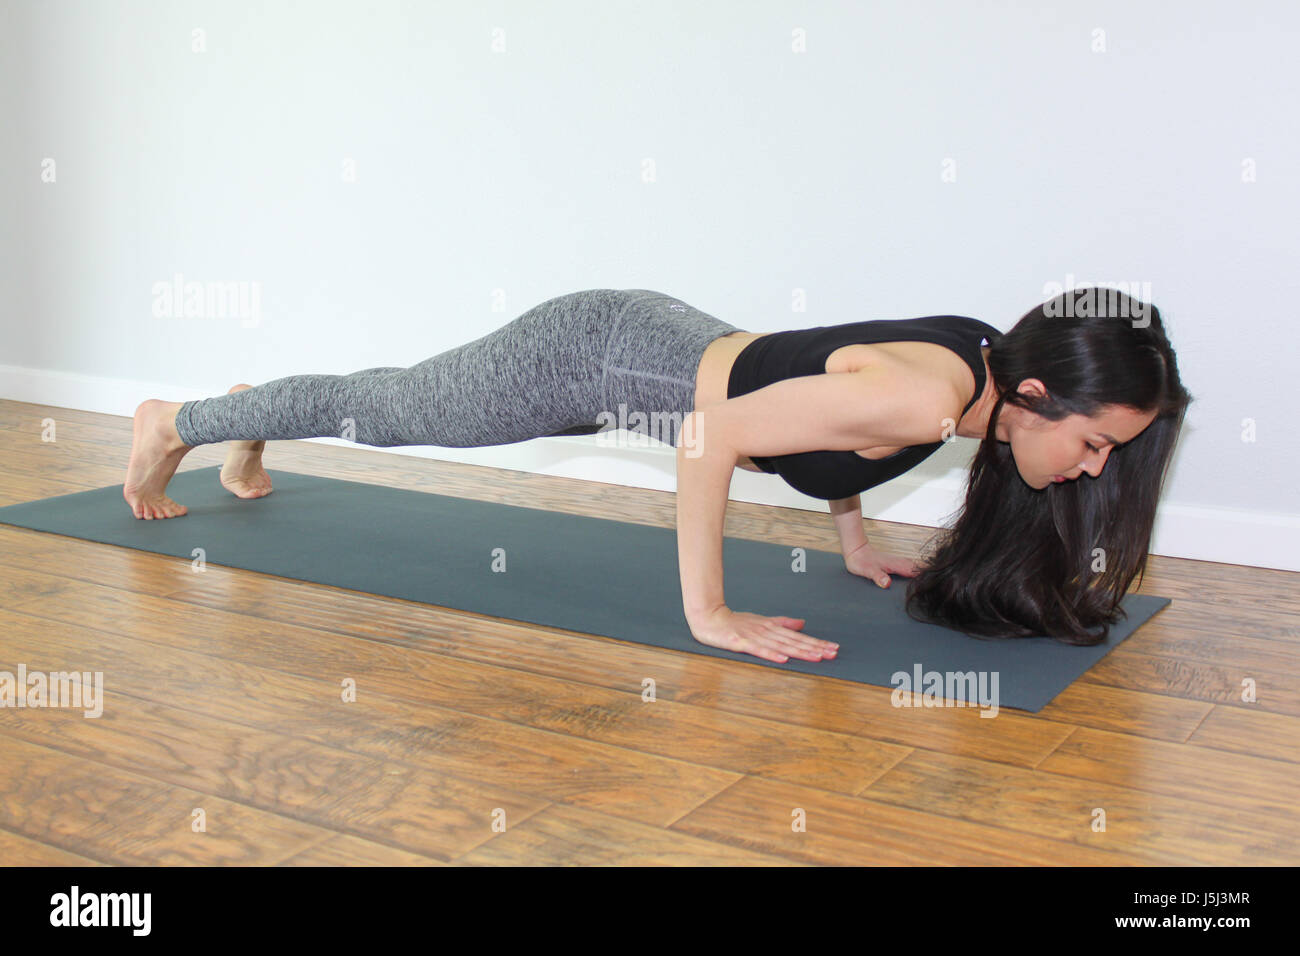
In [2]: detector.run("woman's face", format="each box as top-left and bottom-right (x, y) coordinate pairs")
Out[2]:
(1000, 380), (1158, 490)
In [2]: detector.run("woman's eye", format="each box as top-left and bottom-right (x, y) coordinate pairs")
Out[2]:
(1085, 442), (1099, 453)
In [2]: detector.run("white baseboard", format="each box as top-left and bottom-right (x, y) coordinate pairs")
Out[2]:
(4, 364), (1298, 572)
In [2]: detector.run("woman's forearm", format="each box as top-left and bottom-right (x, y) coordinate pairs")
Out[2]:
(829, 494), (868, 555)
(676, 411), (740, 623)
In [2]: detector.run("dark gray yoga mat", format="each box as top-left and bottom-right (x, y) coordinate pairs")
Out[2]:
(0, 467), (1169, 712)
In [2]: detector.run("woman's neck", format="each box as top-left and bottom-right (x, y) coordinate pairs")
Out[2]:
(956, 346), (998, 440)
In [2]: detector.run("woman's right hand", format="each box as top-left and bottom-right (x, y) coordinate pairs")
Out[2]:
(688, 606), (839, 663)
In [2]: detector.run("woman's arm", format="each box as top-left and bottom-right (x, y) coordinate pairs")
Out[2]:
(675, 412), (736, 622)
(829, 494), (921, 586)
(675, 404), (844, 662)
(828, 494), (867, 555)
(676, 374), (895, 621)
(675, 367), (949, 661)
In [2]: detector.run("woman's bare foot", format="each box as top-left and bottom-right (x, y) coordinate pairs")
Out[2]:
(219, 384), (272, 499)
(123, 399), (193, 519)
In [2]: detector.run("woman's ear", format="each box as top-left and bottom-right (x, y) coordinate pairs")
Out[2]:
(1015, 378), (1049, 400)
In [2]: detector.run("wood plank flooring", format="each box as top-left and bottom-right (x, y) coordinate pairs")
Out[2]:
(0, 398), (1296, 865)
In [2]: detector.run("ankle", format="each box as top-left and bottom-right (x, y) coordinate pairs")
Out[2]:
(161, 404), (192, 453)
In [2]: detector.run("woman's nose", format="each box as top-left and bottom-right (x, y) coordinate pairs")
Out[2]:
(1082, 447), (1111, 476)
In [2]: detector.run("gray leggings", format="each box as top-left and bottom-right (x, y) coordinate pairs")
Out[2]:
(172, 289), (742, 451)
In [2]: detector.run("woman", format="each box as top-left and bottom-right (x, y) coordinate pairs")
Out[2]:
(124, 286), (1190, 662)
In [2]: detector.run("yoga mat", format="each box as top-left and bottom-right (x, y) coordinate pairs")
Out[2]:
(0, 467), (1170, 712)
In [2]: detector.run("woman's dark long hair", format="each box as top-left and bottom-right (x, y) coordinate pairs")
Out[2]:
(905, 287), (1192, 645)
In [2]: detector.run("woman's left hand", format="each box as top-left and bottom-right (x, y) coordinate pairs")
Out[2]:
(843, 542), (920, 588)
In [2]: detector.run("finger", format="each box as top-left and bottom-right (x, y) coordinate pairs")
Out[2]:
(771, 621), (838, 653)
(741, 638), (794, 663)
(764, 627), (838, 660)
(770, 638), (835, 662)
(768, 619), (826, 642)
(850, 563), (885, 583)
(884, 558), (919, 577)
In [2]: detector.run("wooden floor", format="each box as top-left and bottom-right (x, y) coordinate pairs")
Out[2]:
(0, 397), (1297, 866)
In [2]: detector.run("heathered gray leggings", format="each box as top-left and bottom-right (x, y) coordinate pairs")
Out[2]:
(172, 289), (741, 452)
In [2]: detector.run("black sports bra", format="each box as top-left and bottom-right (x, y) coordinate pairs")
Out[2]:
(725, 315), (1003, 500)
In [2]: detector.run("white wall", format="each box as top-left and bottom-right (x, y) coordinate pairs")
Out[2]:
(2, 0), (1297, 570)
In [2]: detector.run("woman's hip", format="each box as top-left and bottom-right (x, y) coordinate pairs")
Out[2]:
(600, 289), (740, 410)
(400, 288), (740, 446)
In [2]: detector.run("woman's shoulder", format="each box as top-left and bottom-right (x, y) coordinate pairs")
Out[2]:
(841, 340), (977, 401)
